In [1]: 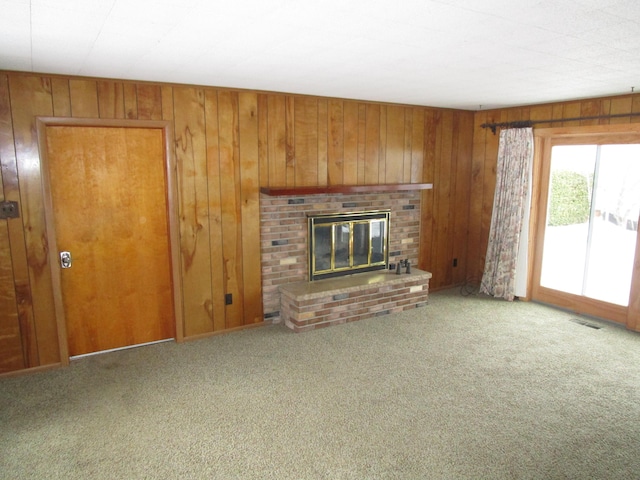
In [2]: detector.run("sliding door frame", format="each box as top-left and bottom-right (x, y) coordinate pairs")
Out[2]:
(528, 124), (640, 331)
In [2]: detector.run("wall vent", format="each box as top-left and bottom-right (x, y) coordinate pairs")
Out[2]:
(570, 318), (603, 330)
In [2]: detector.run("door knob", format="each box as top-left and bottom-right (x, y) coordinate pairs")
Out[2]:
(60, 251), (72, 269)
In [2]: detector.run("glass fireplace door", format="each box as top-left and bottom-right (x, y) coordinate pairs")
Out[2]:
(308, 211), (390, 281)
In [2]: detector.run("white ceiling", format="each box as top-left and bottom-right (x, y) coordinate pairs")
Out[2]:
(1, 0), (639, 110)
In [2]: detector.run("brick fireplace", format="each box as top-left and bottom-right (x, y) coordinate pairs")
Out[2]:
(260, 189), (432, 329)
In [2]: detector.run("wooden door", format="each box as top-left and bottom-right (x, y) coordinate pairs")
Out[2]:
(45, 126), (174, 356)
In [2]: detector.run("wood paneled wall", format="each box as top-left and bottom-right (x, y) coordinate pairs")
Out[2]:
(0, 70), (473, 374)
(469, 93), (640, 285)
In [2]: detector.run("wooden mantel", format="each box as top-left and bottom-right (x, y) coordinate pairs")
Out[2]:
(260, 183), (433, 196)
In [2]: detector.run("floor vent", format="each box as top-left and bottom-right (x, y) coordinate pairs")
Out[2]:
(570, 318), (603, 330)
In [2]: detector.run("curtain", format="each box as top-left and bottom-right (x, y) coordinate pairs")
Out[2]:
(480, 127), (534, 301)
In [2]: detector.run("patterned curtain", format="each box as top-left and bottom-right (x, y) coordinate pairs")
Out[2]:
(480, 127), (534, 301)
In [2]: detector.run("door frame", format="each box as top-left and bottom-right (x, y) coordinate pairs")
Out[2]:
(528, 123), (640, 331)
(36, 117), (184, 365)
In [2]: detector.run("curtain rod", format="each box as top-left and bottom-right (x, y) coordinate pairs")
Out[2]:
(480, 112), (640, 134)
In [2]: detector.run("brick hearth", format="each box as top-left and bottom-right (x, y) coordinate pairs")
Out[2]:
(280, 268), (432, 332)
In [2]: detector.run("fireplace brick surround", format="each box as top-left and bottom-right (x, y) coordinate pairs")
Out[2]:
(260, 190), (430, 329)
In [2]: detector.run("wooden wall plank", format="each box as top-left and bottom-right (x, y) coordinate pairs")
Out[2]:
(8, 75), (59, 365)
(123, 83), (138, 119)
(411, 108), (424, 183)
(204, 90), (226, 332)
(343, 101), (359, 185)
(0, 75), (38, 368)
(429, 111), (443, 285)
(385, 106), (405, 183)
(173, 87), (213, 336)
(445, 112), (461, 287)
(238, 92), (262, 325)
(403, 107), (413, 183)
(599, 98), (612, 125)
(267, 95), (287, 187)
(137, 84), (162, 121)
(364, 104), (380, 184)
(161, 86), (174, 121)
(452, 112), (473, 285)
(51, 78), (71, 117)
(562, 102), (582, 126)
(419, 110), (437, 273)
(0, 92), (24, 371)
(97, 81), (125, 119)
(529, 104), (553, 128)
(378, 106), (387, 183)
(257, 94), (269, 187)
(632, 95), (640, 116)
(317, 99), (328, 186)
(357, 104), (366, 185)
(580, 100), (601, 126)
(610, 97), (633, 124)
(551, 103), (564, 121)
(218, 91), (244, 328)
(506, 107), (529, 123)
(285, 96), (295, 187)
(294, 97), (318, 186)
(434, 111), (454, 288)
(0, 217), (24, 372)
(69, 79), (99, 118)
(327, 99), (344, 185)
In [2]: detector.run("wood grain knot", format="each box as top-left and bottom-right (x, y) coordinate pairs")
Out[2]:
(204, 299), (214, 319)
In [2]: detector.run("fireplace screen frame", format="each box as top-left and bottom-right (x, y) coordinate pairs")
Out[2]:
(308, 210), (390, 281)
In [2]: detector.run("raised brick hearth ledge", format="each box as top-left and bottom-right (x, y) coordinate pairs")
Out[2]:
(280, 268), (432, 332)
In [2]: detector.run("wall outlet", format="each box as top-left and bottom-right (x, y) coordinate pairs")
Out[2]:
(453, 258), (458, 267)
(225, 293), (233, 305)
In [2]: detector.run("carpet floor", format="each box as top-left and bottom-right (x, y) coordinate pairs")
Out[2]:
(1, 288), (639, 479)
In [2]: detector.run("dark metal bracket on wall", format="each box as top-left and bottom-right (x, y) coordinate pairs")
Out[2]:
(0, 200), (20, 219)
(481, 112), (640, 134)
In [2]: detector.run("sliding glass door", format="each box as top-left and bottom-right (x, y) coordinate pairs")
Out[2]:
(540, 144), (640, 305)
(532, 127), (640, 328)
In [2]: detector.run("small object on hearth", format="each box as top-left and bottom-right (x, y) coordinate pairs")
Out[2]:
(405, 260), (411, 274)
(396, 261), (402, 275)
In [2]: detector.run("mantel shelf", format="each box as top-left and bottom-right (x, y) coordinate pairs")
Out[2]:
(260, 183), (433, 196)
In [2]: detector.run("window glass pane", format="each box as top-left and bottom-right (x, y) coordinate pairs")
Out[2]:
(584, 144), (640, 306)
(540, 145), (596, 295)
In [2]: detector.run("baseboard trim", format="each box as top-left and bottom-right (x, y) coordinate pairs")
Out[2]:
(182, 322), (268, 342)
(0, 362), (63, 378)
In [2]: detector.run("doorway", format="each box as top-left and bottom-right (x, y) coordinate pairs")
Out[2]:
(38, 119), (183, 359)
(531, 125), (640, 329)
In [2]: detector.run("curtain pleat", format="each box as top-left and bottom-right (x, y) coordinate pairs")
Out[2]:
(480, 128), (534, 301)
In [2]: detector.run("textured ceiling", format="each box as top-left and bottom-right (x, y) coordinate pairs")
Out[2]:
(1, 0), (639, 110)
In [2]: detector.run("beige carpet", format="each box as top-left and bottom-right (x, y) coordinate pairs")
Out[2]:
(1, 289), (639, 479)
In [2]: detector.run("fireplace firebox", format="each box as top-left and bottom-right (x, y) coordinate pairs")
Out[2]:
(308, 210), (390, 281)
